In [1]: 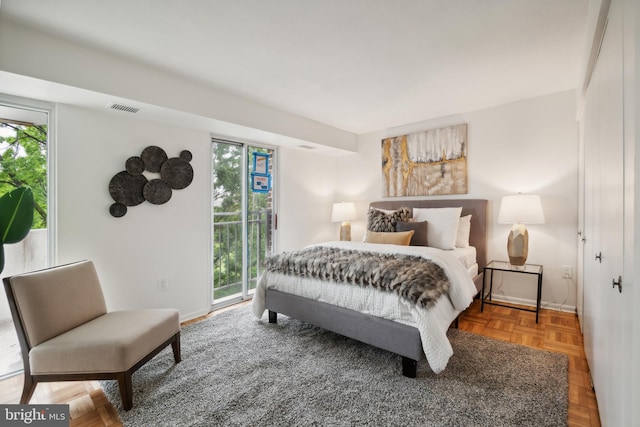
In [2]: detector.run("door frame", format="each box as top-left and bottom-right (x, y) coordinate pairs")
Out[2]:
(210, 137), (277, 311)
(0, 93), (56, 267)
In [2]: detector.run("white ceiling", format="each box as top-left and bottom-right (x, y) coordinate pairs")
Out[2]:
(0, 0), (589, 135)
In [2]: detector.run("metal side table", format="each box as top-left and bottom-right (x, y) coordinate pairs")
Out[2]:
(481, 260), (543, 323)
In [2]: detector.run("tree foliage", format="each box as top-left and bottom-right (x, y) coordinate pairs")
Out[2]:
(0, 123), (47, 229)
(212, 144), (269, 216)
(212, 142), (242, 216)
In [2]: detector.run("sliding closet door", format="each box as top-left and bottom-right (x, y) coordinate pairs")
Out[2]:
(211, 139), (276, 308)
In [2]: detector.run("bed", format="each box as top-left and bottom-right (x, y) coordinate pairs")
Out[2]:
(252, 199), (487, 377)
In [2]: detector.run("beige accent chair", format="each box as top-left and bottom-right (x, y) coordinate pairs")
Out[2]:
(3, 260), (181, 410)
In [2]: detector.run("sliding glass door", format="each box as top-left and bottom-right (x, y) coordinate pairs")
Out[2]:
(211, 139), (275, 307)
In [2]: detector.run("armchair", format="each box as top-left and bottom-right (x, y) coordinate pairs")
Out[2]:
(3, 260), (181, 410)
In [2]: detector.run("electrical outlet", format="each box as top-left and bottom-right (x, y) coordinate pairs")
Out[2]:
(157, 278), (168, 292)
(561, 266), (572, 279)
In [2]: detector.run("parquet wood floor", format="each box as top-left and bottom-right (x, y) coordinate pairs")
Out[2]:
(0, 300), (599, 426)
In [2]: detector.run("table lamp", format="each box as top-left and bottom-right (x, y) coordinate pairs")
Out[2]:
(497, 194), (545, 266)
(331, 202), (356, 241)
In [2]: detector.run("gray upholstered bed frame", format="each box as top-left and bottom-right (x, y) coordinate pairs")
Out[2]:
(265, 199), (488, 377)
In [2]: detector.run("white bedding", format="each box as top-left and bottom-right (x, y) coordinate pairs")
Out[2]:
(450, 246), (477, 269)
(252, 241), (478, 373)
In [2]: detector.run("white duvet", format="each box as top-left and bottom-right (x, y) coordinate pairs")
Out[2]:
(252, 241), (478, 373)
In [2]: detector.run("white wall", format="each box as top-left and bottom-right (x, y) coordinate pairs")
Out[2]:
(55, 105), (212, 321)
(336, 90), (579, 310)
(277, 147), (337, 251)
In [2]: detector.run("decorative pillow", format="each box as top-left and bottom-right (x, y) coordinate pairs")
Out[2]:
(412, 207), (462, 250)
(363, 230), (414, 246)
(456, 215), (472, 248)
(366, 207), (411, 232)
(395, 221), (428, 246)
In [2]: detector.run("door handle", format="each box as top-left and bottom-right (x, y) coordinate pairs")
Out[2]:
(612, 276), (622, 293)
(595, 252), (602, 262)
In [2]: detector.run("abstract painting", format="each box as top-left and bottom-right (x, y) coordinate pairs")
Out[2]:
(381, 124), (468, 197)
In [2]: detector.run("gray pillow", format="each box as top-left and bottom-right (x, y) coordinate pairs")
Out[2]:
(367, 207), (411, 232)
(395, 221), (428, 246)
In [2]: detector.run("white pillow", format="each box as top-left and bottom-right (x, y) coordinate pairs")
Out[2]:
(456, 215), (472, 248)
(412, 207), (462, 250)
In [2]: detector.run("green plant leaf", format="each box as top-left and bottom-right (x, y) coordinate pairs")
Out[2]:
(0, 187), (35, 244)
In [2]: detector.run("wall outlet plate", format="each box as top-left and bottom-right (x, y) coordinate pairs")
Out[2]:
(561, 266), (573, 279)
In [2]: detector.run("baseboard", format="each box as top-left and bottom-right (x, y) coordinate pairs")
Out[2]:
(489, 295), (576, 314)
(180, 308), (211, 323)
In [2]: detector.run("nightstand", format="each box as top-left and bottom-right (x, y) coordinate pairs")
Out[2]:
(481, 260), (543, 323)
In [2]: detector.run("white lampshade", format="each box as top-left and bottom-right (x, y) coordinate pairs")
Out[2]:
(497, 194), (545, 224)
(331, 202), (356, 223)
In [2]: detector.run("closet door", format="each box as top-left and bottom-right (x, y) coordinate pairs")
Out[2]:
(597, 6), (625, 425)
(582, 1), (625, 424)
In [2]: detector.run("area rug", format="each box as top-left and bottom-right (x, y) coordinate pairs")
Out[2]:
(101, 305), (568, 426)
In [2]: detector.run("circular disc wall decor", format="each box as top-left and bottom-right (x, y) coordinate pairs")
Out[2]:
(108, 146), (194, 217)
(109, 171), (148, 206)
(141, 146), (168, 172)
(144, 179), (172, 205)
(125, 156), (145, 175)
(179, 150), (193, 162)
(109, 203), (128, 218)
(161, 156), (194, 190)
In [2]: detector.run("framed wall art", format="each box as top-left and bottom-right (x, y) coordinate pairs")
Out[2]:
(253, 152), (270, 175)
(381, 123), (468, 197)
(251, 173), (271, 193)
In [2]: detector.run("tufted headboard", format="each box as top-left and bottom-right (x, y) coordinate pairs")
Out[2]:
(369, 199), (488, 272)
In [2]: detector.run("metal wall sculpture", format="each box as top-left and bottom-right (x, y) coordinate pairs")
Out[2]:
(109, 146), (194, 217)
(381, 124), (467, 197)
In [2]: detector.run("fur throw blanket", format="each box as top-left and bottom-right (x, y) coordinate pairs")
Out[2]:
(264, 246), (450, 308)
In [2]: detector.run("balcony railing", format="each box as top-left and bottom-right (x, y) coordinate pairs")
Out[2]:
(0, 229), (47, 322)
(213, 209), (272, 301)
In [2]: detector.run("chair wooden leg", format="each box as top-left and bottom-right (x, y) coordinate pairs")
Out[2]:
(172, 332), (181, 363)
(117, 372), (133, 411)
(20, 374), (37, 404)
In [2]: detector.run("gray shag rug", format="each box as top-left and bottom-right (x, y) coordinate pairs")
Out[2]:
(101, 305), (568, 426)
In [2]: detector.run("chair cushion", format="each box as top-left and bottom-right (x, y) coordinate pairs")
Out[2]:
(9, 260), (107, 347)
(30, 309), (180, 374)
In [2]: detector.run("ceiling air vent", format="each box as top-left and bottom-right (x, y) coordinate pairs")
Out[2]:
(297, 145), (316, 150)
(108, 103), (140, 114)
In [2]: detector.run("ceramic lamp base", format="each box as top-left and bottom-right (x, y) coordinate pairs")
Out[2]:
(507, 223), (528, 266)
(339, 221), (351, 241)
